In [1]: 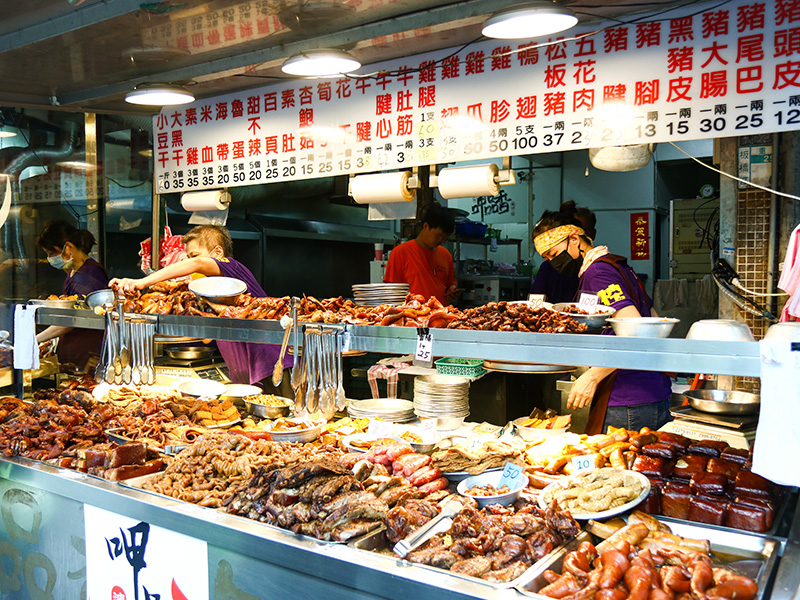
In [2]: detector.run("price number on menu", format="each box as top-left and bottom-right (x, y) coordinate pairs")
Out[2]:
(578, 293), (599, 314)
(498, 462), (525, 489)
(570, 455), (596, 473)
(528, 294), (546, 309)
(414, 329), (434, 367)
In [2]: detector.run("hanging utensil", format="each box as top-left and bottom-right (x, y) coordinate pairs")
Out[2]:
(305, 329), (319, 413)
(290, 299), (303, 412)
(273, 318), (292, 387)
(319, 331), (334, 419)
(145, 321), (156, 385)
(335, 330), (347, 411)
(130, 321), (141, 385)
(102, 304), (116, 384)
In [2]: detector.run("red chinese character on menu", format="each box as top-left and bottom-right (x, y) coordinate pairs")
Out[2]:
(465, 51), (485, 75)
(701, 41), (729, 67)
(574, 36), (595, 57)
(223, 24), (236, 41)
(700, 71), (727, 97)
(738, 3), (766, 32)
(376, 118), (392, 138)
(775, 28), (800, 57)
(157, 151), (168, 168)
(231, 99), (243, 118)
(317, 82), (332, 101)
(187, 148), (198, 164)
(157, 132), (168, 150)
(397, 67), (414, 87)
(207, 29), (221, 46)
(634, 80), (659, 104)
(376, 72), (391, 91)
(419, 60), (436, 83)
(490, 100), (510, 122)
(774, 60), (800, 88)
(397, 90), (412, 112)
(573, 89), (594, 111)
(441, 106), (458, 121)
(232, 141), (245, 159)
(667, 76), (693, 101)
(216, 102), (228, 120)
(281, 89), (295, 109)
(300, 136), (313, 150)
(200, 105), (212, 122)
(418, 85), (435, 107)
(240, 22), (253, 38)
(355, 78), (372, 95)
(442, 56), (460, 78)
(356, 122), (371, 141)
(545, 38), (567, 61)
(171, 130), (183, 147)
(491, 47), (512, 70)
(170, 147), (180, 166)
(668, 17), (693, 43)
(201, 147), (213, 163)
(262, 137), (276, 155)
(397, 114), (413, 136)
(573, 60), (596, 84)
(185, 108), (197, 125)
(545, 64), (567, 87)
(264, 92), (277, 112)
(776, 0), (800, 26)
(516, 95), (536, 118)
(604, 27), (628, 53)
(299, 108), (313, 128)
(668, 47), (694, 72)
(336, 78), (351, 99)
(247, 117), (261, 135)
(251, 138), (264, 156)
(603, 84), (626, 102)
(635, 22), (661, 48)
(517, 42), (539, 66)
(156, 114), (168, 130)
(299, 86), (313, 106)
(283, 134), (295, 153)
(738, 34), (765, 62)
(466, 103), (483, 121)
(170, 111), (183, 127)
(376, 94), (392, 115)
(702, 10), (729, 37)
(256, 18), (270, 34)
(543, 92), (565, 115)
(217, 143), (229, 160)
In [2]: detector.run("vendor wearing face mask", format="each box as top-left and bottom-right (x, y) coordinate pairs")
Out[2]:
(35, 219), (109, 371)
(533, 207), (671, 434)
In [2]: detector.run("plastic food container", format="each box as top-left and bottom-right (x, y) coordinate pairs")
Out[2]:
(457, 470), (525, 508)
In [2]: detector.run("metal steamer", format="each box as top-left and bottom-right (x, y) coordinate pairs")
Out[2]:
(94, 298), (157, 385)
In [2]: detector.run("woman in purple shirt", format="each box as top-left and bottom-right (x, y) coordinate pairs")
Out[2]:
(111, 225), (292, 390)
(533, 207), (671, 434)
(35, 220), (109, 371)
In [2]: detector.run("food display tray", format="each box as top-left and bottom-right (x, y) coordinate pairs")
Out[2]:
(348, 519), (566, 589)
(515, 520), (780, 600)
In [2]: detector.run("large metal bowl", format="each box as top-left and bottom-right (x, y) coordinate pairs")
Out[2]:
(220, 384), (263, 407)
(175, 378), (227, 398)
(686, 319), (755, 342)
(188, 276), (247, 305)
(165, 345), (213, 360)
(243, 395), (293, 419)
(85, 289), (116, 310)
(553, 302), (615, 330)
(684, 389), (760, 415)
(28, 298), (77, 309)
(266, 422), (322, 443)
(607, 317), (679, 338)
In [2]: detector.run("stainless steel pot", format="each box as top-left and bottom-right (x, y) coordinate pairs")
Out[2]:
(165, 345), (213, 360)
(684, 389), (760, 415)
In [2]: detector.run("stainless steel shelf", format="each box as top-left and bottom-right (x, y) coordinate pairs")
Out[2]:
(35, 307), (761, 376)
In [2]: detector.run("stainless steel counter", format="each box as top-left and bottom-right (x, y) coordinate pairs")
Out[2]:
(36, 307), (761, 376)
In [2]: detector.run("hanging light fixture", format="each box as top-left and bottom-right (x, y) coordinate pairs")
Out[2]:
(125, 83), (195, 106)
(482, 2), (578, 39)
(281, 49), (361, 77)
(0, 129), (16, 138)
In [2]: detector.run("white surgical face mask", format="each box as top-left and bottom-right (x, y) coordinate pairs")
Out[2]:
(47, 254), (65, 270)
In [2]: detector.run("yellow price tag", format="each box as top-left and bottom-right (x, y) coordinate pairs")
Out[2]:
(417, 121), (439, 139)
(416, 146), (437, 162)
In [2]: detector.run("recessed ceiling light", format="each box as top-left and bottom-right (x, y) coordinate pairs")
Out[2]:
(125, 83), (195, 106)
(281, 49), (361, 77)
(482, 3), (578, 39)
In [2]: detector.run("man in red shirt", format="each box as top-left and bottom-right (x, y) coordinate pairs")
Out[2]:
(384, 204), (457, 305)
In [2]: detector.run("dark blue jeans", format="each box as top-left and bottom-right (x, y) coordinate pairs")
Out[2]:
(603, 399), (671, 433)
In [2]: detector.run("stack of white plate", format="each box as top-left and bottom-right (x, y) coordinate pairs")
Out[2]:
(347, 398), (416, 422)
(413, 375), (470, 429)
(352, 283), (409, 306)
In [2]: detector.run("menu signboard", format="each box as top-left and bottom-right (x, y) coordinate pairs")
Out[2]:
(154, 0), (800, 192)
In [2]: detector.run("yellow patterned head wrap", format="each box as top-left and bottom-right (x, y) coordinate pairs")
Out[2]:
(533, 224), (585, 256)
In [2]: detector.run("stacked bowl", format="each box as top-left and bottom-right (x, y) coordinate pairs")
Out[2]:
(347, 398), (416, 422)
(413, 375), (470, 430)
(352, 283), (409, 306)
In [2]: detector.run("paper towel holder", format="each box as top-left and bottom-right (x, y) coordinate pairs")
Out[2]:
(181, 188), (231, 226)
(348, 167), (421, 198)
(430, 156), (516, 191)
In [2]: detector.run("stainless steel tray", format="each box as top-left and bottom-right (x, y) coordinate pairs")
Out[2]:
(516, 520), (780, 600)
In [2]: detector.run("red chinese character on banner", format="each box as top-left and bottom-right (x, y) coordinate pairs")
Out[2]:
(397, 67), (414, 87)
(376, 94), (392, 115)
(170, 111), (183, 127)
(442, 56), (460, 78)
(356, 122), (371, 141)
(545, 64), (567, 87)
(575, 36), (595, 56)
(281, 89), (295, 109)
(545, 38), (567, 61)
(187, 148), (198, 164)
(634, 80), (660, 104)
(217, 143), (229, 160)
(573, 89), (594, 111)
(177, 36), (188, 49)
(397, 114), (413, 135)
(261, 137), (275, 154)
(216, 102), (228, 120)
(282, 134), (295, 152)
(192, 32), (204, 47)
(156, 114), (168, 130)
(264, 93), (277, 111)
(573, 60), (596, 84)
(247, 117), (261, 135)
(157, 151), (169, 167)
(185, 108), (197, 125)
(517, 42), (539, 66)
(669, 17), (694, 43)
(516, 96), (536, 118)
(355, 79), (372, 95)
(200, 105), (212, 122)
(490, 100), (510, 122)
(604, 27), (628, 53)
(232, 141), (245, 159)
(299, 86), (313, 106)
(635, 22), (661, 47)
(207, 29), (221, 45)
(700, 71), (728, 97)
(774, 60), (800, 88)
(317, 82), (332, 101)
(775, 28), (800, 56)
(376, 118), (392, 138)
(300, 137), (313, 150)
(256, 18), (270, 34)
(466, 103), (483, 121)
(240, 22), (253, 38)
(630, 212), (649, 260)
(201, 147), (213, 163)
(702, 10), (729, 37)
(491, 47), (512, 70)
(776, 0), (800, 25)
(172, 149), (183, 166)
(737, 3), (765, 32)
(223, 24), (236, 41)
(543, 92), (565, 115)
(419, 85), (435, 107)
(156, 132), (168, 149)
(336, 78), (351, 98)
(603, 84), (626, 102)
(441, 107), (458, 120)
(171, 130), (183, 147)
(247, 96), (260, 115)
(397, 90), (412, 112)
(419, 60), (436, 83)
(701, 41), (729, 67)
(668, 47), (694, 72)
(299, 108), (314, 128)
(667, 77), (693, 101)
(737, 34), (765, 61)
(376, 72), (391, 91)
(231, 99), (243, 118)
(465, 51), (485, 75)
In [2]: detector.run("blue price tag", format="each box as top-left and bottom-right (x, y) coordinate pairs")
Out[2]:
(498, 462), (524, 489)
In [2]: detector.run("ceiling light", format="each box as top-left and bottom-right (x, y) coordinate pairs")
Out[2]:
(281, 49), (361, 77)
(125, 83), (195, 106)
(482, 3), (578, 39)
(0, 130), (16, 138)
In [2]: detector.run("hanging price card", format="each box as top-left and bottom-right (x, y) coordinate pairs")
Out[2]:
(528, 294), (546, 308)
(414, 328), (433, 367)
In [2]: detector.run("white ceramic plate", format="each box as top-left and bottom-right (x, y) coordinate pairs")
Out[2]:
(538, 469), (650, 520)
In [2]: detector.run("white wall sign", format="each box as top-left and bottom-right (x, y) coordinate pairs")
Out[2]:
(84, 504), (209, 600)
(154, 0), (800, 192)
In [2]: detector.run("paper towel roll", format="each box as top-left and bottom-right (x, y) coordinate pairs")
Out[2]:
(181, 190), (230, 211)
(350, 171), (415, 204)
(437, 164), (500, 199)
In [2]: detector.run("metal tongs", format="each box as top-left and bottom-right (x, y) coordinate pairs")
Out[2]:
(393, 500), (464, 558)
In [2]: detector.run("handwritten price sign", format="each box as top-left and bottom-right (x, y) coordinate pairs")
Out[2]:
(414, 329), (434, 367)
(498, 462), (525, 489)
